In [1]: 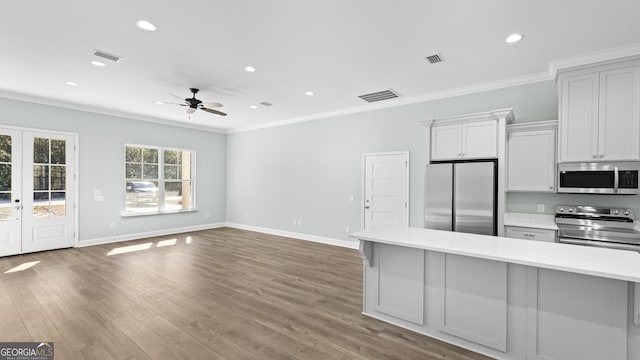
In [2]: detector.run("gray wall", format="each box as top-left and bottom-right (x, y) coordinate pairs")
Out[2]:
(0, 97), (226, 243)
(226, 80), (560, 242)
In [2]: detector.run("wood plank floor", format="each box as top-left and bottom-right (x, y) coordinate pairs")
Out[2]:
(0, 228), (492, 360)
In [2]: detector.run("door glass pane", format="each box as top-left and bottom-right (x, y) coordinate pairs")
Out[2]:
(33, 138), (50, 163)
(51, 166), (66, 190)
(33, 192), (50, 218)
(0, 135), (11, 162)
(0, 193), (10, 221)
(51, 139), (66, 164)
(51, 192), (66, 216)
(34, 165), (49, 190)
(0, 164), (10, 191)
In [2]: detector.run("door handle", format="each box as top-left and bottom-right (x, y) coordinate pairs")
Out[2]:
(365, 206), (370, 209)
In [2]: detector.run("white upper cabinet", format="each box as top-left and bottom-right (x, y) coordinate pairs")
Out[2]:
(431, 120), (497, 160)
(558, 61), (640, 162)
(507, 121), (557, 192)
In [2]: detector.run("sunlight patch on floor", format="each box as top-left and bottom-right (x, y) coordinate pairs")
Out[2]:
(5, 260), (41, 273)
(107, 243), (152, 256)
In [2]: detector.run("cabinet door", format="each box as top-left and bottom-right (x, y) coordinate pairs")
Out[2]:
(507, 129), (555, 192)
(431, 124), (461, 160)
(559, 73), (599, 162)
(461, 121), (497, 159)
(598, 66), (640, 161)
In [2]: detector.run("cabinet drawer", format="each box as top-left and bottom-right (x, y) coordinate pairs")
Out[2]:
(506, 226), (556, 242)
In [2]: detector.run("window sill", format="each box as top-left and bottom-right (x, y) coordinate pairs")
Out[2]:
(121, 209), (198, 218)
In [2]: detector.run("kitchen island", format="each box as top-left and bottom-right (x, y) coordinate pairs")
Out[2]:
(350, 227), (640, 360)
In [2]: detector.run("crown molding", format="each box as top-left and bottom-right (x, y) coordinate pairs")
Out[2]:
(549, 42), (640, 78)
(227, 72), (550, 134)
(0, 89), (226, 134)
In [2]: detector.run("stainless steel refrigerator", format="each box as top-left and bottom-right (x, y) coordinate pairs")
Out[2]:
(424, 161), (497, 236)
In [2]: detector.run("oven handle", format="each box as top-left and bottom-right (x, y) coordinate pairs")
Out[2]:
(614, 166), (619, 193)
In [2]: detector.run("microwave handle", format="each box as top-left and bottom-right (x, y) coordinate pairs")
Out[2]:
(614, 167), (619, 193)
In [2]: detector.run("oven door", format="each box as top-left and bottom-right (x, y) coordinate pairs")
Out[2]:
(557, 223), (640, 251)
(557, 162), (640, 194)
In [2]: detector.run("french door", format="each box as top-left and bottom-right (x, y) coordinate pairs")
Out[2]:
(0, 128), (76, 257)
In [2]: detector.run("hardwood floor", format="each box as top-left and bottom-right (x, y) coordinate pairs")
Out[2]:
(0, 228), (492, 359)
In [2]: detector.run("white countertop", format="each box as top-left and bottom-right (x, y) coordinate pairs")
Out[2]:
(350, 227), (640, 283)
(504, 212), (558, 230)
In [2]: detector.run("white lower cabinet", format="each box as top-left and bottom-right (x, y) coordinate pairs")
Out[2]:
(361, 241), (636, 360)
(506, 226), (556, 242)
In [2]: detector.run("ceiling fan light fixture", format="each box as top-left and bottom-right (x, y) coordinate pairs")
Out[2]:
(186, 107), (197, 114)
(136, 20), (157, 32)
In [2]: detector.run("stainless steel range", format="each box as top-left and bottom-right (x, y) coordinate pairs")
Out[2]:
(555, 205), (640, 251)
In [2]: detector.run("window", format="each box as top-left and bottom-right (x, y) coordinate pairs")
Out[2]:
(124, 145), (194, 215)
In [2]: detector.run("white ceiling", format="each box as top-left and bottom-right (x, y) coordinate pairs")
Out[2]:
(2, 0), (640, 132)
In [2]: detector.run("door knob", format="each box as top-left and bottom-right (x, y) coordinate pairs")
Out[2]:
(365, 206), (370, 209)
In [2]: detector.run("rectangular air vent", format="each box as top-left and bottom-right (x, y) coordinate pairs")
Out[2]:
(426, 53), (444, 64)
(93, 49), (122, 62)
(259, 101), (273, 107)
(358, 89), (400, 103)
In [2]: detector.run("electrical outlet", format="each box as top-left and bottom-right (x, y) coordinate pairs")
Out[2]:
(349, 195), (354, 203)
(293, 219), (297, 225)
(206, 212), (211, 218)
(537, 204), (545, 213)
(298, 220), (302, 226)
(109, 222), (115, 229)
(346, 225), (350, 233)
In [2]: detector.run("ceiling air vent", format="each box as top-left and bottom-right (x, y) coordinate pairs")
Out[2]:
(358, 89), (400, 103)
(93, 49), (123, 63)
(425, 53), (444, 64)
(259, 101), (273, 107)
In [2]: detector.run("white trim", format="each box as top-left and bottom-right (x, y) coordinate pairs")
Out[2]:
(0, 90), (226, 134)
(550, 42), (640, 78)
(78, 222), (226, 247)
(229, 73), (549, 134)
(225, 222), (359, 249)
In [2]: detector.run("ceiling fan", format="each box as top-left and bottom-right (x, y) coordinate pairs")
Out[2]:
(167, 88), (227, 117)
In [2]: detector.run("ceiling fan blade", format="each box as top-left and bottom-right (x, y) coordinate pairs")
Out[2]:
(162, 102), (187, 106)
(202, 102), (223, 108)
(169, 93), (185, 101)
(201, 107), (227, 116)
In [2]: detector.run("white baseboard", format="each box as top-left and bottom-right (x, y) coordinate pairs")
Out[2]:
(78, 222), (227, 247)
(225, 222), (359, 249)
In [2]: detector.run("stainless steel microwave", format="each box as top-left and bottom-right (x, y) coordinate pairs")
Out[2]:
(557, 162), (640, 194)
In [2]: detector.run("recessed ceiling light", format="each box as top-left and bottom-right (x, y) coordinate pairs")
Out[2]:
(505, 33), (523, 43)
(136, 20), (157, 31)
(91, 60), (106, 67)
(245, 66), (256, 72)
(154, 101), (164, 105)
(305, 91), (314, 96)
(249, 105), (258, 109)
(65, 81), (79, 86)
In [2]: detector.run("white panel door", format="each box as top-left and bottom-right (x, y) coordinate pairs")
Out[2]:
(0, 129), (23, 257)
(364, 152), (408, 230)
(21, 132), (75, 253)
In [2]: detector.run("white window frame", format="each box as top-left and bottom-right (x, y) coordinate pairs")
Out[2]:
(123, 144), (196, 216)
